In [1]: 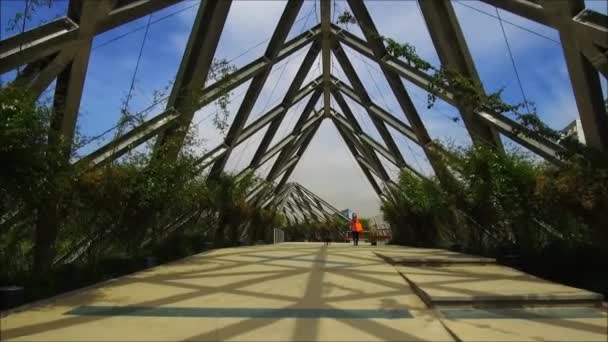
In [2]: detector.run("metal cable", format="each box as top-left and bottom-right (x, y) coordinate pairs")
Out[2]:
(495, 7), (533, 115)
(454, 0), (560, 44)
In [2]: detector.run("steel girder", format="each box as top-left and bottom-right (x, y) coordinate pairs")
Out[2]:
(154, 0), (233, 159)
(330, 108), (425, 179)
(249, 41), (321, 169)
(209, 0), (306, 177)
(193, 78), (323, 172)
(50, 0), (115, 153)
(332, 27), (566, 164)
(321, 0), (332, 116)
(330, 90), (391, 181)
(0, 0), (182, 74)
(345, 0), (449, 183)
(539, 0), (608, 152)
(479, 0), (608, 70)
(265, 91), (323, 182)
(331, 42), (409, 168)
(332, 116), (384, 196)
(417, 0), (503, 149)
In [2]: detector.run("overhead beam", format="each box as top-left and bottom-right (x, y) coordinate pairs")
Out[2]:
(209, 0), (305, 177)
(274, 120), (323, 193)
(331, 76), (419, 143)
(479, 0), (608, 50)
(418, 0), (502, 148)
(249, 41), (321, 169)
(346, 0), (448, 182)
(330, 91), (391, 181)
(333, 27), (566, 164)
(77, 109), (180, 168)
(331, 108), (425, 179)
(193, 78), (322, 170)
(154, 1), (232, 159)
(266, 91), (323, 181)
(332, 118), (384, 196)
(236, 110), (324, 179)
(540, 0), (608, 152)
(51, 0), (114, 152)
(332, 41), (409, 167)
(0, 0), (181, 74)
(321, 0), (332, 116)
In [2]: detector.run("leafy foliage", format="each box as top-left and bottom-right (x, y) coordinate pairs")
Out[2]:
(0, 86), (283, 295)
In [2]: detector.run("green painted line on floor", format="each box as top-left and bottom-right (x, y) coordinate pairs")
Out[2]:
(441, 307), (607, 319)
(66, 306), (412, 319)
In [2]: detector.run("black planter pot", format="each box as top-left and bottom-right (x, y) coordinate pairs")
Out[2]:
(0, 286), (24, 311)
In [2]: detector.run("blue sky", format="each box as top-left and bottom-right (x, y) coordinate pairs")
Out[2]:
(1, 0), (607, 217)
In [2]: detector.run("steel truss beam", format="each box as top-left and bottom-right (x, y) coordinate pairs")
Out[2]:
(237, 109), (324, 180)
(75, 29), (321, 169)
(266, 91), (323, 182)
(293, 183), (349, 220)
(331, 41), (409, 167)
(209, 0), (305, 177)
(0, 0), (182, 74)
(540, 0), (608, 151)
(330, 108), (425, 179)
(193, 78), (322, 171)
(321, 0), (332, 115)
(479, 0), (608, 66)
(330, 90), (390, 181)
(292, 186), (331, 221)
(51, 0), (115, 153)
(345, 0), (449, 183)
(154, 0), (233, 159)
(249, 41), (321, 169)
(418, 0), (503, 148)
(332, 26), (566, 164)
(331, 116), (384, 196)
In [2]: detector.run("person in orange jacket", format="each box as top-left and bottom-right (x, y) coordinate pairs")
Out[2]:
(350, 212), (364, 246)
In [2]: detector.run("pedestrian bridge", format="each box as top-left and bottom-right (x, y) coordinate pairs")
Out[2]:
(2, 243), (606, 341)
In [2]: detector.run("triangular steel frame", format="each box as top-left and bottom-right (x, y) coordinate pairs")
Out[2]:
(2, 0), (607, 212)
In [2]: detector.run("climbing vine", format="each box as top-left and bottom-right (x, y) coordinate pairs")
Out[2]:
(335, 11), (604, 164)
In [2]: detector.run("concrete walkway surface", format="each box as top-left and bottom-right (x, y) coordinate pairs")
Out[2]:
(1, 243), (606, 341)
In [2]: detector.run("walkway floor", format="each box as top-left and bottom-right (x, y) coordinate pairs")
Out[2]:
(1, 243), (606, 341)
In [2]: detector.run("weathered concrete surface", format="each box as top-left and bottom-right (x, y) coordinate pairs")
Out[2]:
(375, 246), (495, 265)
(396, 263), (603, 305)
(1, 243), (606, 341)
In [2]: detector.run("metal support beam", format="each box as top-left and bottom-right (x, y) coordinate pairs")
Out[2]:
(332, 41), (409, 167)
(0, 0), (181, 74)
(330, 92), (391, 181)
(321, 0), (332, 116)
(346, 0), (448, 182)
(266, 91), (323, 181)
(193, 79), (322, 171)
(332, 76), (419, 143)
(296, 184), (349, 220)
(332, 118), (384, 196)
(209, 0), (305, 177)
(333, 27), (566, 164)
(249, 41), (321, 168)
(77, 109), (180, 168)
(236, 109), (324, 179)
(274, 120), (323, 193)
(479, 0), (608, 53)
(51, 0), (114, 153)
(418, 0), (503, 148)
(154, 0), (232, 159)
(331, 108), (425, 179)
(540, 0), (608, 152)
